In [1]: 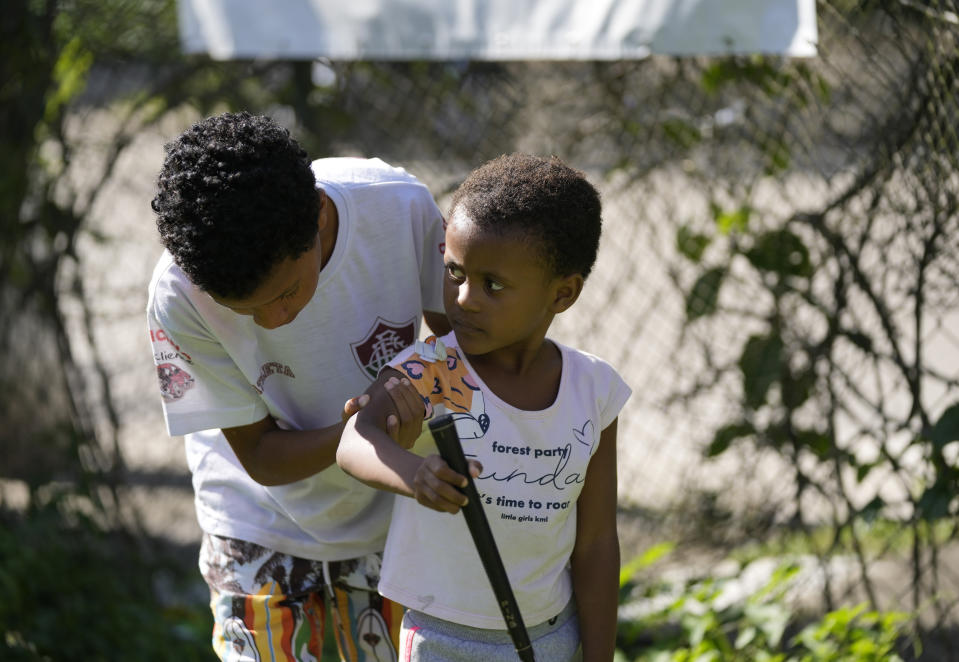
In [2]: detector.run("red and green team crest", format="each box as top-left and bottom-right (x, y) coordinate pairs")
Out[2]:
(350, 317), (416, 379)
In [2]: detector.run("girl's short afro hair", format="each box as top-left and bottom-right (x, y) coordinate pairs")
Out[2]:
(448, 153), (602, 279)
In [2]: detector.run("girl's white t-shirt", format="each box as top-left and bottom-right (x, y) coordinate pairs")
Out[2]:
(146, 157), (446, 560)
(378, 333), (632, 628)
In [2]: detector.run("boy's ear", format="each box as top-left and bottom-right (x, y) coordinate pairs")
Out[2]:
(317, 190), (329, 231)
(550, 273), (584, 313)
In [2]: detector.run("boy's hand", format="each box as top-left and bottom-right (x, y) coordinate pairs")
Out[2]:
(412, 454), (483, 513)
(341, 375), (425, 449)
(383, 376), (425, 449)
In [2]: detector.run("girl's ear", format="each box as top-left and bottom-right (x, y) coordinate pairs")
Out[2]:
(550, 273), (585, 313)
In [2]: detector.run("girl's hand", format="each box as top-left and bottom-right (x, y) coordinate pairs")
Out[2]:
(412, 454), (483, 513)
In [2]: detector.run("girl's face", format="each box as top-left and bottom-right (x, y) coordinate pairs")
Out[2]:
(442, 209), (562, 359)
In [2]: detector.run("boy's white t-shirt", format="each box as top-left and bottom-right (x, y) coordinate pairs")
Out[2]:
(378, 333), (632, 628)
(146, 157), (447, 561)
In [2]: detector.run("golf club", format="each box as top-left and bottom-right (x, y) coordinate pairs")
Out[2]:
(428, 414), (535, 662)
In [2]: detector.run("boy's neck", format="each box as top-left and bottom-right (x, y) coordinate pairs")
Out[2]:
(465, 338), (562, 411)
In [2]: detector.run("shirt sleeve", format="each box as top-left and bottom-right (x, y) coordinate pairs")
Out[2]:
(386, 336), (481, 424)
(147, 277), (268, 436)
(599, 363), (632, 431)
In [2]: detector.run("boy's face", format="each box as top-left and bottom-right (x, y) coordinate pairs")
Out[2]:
(208, 235), (322, 329)
(442, 209), (566, 357)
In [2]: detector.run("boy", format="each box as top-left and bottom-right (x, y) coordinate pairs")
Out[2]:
(147, 112), (450, 661)
(337, 153), (631, 661)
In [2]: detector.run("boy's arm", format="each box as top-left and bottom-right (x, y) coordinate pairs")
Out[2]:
(221, 375), (425, 486)
(571, 418), (621, 662)
(337, 368), (473, 513)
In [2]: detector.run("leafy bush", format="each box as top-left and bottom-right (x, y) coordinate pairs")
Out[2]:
(0, 500), (213, 661)
(617, 549), (916, 662)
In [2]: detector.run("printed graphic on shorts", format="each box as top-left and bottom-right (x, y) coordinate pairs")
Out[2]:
(221, 614), (261, 662)
(157, 362), (195, 401)
(355, 605), (398, 662)
(351, 317), (416, 379)
(396, 340), (490, 439)
(203, 536), (400, 661)
(212, 590), (322, 662)
(201, 534), (322, 595)
(200, 534), (383, 597)
(149, 326), (193, 363)
(253, 361), (296, 394)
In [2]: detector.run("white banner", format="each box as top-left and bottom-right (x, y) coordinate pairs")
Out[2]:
(178, 0), (817, 60)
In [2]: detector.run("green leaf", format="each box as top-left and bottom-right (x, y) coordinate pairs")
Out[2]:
(744, 229), (813, 278)
(714, 206), (751, 234)
(686, 611), (714, 647)
(685, 267), (726, 321)
(917, 482), (954, 521)
(677, 225), (711, 262)
(706, 422), (755, 457)
(860, 496), (885, 523)
(699, 58), (780, 95)
(763, 138), (791, 175)
(619, 542), (675, 587)
(851, 638), (878, 655)
(739, 333), (785, 409)
(816, 74), (832, 103)
(734, 626), (757, 650)
(930, 403), (959, 449)
(686, 267), (726, 322)
(781, 367), (816, 408)
(662, 117), (702, 150)
(701, 62), (733, 94)
(747, 603), (789, 647)
(856, 461), (877, 483)
(794, 428), (831, 459)
(44, 36), (93, 124)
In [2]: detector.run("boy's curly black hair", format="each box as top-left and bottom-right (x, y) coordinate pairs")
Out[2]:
(152, 112), (320, 298)
(448, 153), (601, 279)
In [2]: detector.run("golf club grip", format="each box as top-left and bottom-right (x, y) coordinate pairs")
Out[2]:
(428, 415), (535, 662)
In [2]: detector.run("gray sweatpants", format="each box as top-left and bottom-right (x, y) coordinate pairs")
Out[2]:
(398, 598), (582, 662)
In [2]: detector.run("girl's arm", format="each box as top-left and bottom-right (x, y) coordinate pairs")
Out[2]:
(337, 368), (475, 513)
(571, 418), (620, 662)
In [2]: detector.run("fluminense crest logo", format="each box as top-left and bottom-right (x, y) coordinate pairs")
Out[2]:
(351, 317), (416, 379)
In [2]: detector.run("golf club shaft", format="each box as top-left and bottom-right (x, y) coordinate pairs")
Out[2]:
(428, 414), (535, 662)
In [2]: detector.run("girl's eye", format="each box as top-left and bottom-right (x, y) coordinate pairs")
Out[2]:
(486, 279), (504, 292)
(446, 264), (465, 281)
(279, 287), (298, 301)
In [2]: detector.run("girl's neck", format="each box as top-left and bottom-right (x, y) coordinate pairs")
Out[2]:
(465, 339), (562, 411)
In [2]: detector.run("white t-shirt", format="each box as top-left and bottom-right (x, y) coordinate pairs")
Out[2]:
(378, 333), (632, 628)
(146, 157), (447, 560)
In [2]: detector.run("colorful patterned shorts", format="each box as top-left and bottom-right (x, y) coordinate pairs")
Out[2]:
(200, 533), (403, 662)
